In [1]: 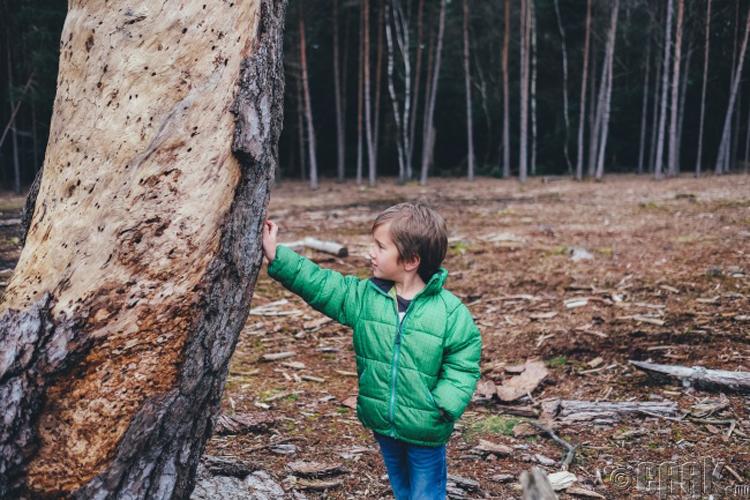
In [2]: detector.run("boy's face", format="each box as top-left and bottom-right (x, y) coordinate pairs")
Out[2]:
(369, 222), (418, 281)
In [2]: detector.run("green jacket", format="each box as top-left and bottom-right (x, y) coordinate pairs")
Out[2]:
(267, 245), (482, 446)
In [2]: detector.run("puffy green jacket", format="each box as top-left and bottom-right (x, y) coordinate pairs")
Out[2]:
(267, 245), (482, 447)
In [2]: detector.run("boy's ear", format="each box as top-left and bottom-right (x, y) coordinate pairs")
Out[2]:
(403, 255), (420, 273)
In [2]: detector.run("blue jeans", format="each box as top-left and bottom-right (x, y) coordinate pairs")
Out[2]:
(374, 433), (447, 500)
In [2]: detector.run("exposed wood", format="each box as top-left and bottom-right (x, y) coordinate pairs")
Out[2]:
(0, 1), (287, 496)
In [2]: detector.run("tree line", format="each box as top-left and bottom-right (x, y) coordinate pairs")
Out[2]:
(2, 0), (750, 192)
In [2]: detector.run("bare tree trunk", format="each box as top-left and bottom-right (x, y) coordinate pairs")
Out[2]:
(553, 0), (572, 175)
(373, 2), (385, 173)
(419, 0), (446, 185)
(384, 0), (410, 183)
(0, 1), (287, 497)
(637, 40), (651, 174)
(299, 11), (318, 189)
(587, 38), (599, 179)
(744, 92), (750, 172)
(715, 8), (750, 174)
(530, 1), (537, 177)
(649, 8), (663, 175)
(518, 0), (530, 183)
(463, 0), (475, 180)
(667, 0), (684, 177)
(333, 0), (345, 182)
(654, 0), (674, 179)
(675, 45), (692, 173)
(296, 66), (306, 181)
(501, 0), (511, 178)
(363, 0), (377, 186)
(356, 1), (365, 184)
(5, 39), (21, 194)
(407, 0), (425, 180)
(695, 0), (711, 176)
(575, 0), (592, 180)
(731, 1), (742, 173)
(594, 0), (620, 180)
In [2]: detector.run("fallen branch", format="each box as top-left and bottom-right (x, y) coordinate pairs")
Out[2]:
(529, 422), (578, 471)
(285, 237), (348, 257)
(629, 360), (750, 393)
(542, 399), (679, 424)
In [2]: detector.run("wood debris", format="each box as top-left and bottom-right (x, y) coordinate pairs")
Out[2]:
(285, 237), (349, 257)
(496, 360), (549, 402)
(260, 351), (296, 362)
(541, 399), (680, 424)
(630, 360), (750, 393)
(473, 439), (513, 456)
(287, 461), (346, 478)
(214, 413), (279, 435)
(520, 467), (558, 500)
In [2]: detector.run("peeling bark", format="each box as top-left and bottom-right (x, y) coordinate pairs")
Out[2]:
(0, 0), (287, 497)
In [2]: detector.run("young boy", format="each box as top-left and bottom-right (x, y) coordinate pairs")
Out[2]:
(262, 202), (481, 500)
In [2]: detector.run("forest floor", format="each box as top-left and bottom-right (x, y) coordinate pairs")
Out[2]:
(1, 174), (748, 498)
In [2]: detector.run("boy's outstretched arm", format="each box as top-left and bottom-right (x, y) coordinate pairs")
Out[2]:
(262, 220), (364, 328)
(431, 304), (482, 421)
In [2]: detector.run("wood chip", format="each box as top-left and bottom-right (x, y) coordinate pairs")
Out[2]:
(261, 351), (295, 362)
(281, 361), (306, 370)
(567, 486), (606, 498)
(294, 478), (342, 490)
(632, 315), (666, 326)
(565, 298), (589, 309)
(496, 361), (549, 402)
(474, 439), (513, 456)
(587, 357), (604, 368)
(476, 379), (497, 398)
(301, 375), (326, 383)
(529, 311), (559, 320)
(548, 471), (577, 491)
(288, 461), (346, 478)
(513, 421), (541, 438)
(214, 413), (278, 435)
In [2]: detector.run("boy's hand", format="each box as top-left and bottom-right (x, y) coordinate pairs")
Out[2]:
(262, 220), (278, 263)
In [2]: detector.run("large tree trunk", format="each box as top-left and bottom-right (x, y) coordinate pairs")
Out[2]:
(667, 0), (684, 177)
(501, 0), (511, 178)
(0, 1), (287, 498)
(575, 0), (592, 180)
(654, 0), (674, 179)
(463, 0), (475, 181)
(695, 0), (711, 176)
(553, 0), (572, 175)
(715, 7), (750, 174)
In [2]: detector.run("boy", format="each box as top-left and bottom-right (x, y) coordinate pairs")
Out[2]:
(262, 202), (481, 500)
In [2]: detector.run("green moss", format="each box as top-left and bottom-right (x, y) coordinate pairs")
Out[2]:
(464, 415), (520, 440)
(546, 356), (567, 368)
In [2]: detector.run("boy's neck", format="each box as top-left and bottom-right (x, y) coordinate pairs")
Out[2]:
(394, 272), (426, 300)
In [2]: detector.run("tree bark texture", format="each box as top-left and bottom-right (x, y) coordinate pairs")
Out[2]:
(575, 0), (592, 180)
(0, 0), (287, 497)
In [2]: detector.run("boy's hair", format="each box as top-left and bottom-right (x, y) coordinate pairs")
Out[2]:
(372, 202), (448, 282)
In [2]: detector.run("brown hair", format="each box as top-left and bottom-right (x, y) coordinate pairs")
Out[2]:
(372, 202), (448, 282)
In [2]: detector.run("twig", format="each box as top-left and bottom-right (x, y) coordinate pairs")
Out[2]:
(529, 421), (578, 471)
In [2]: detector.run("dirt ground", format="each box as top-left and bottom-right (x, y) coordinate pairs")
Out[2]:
(1, 174), (748, 498)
